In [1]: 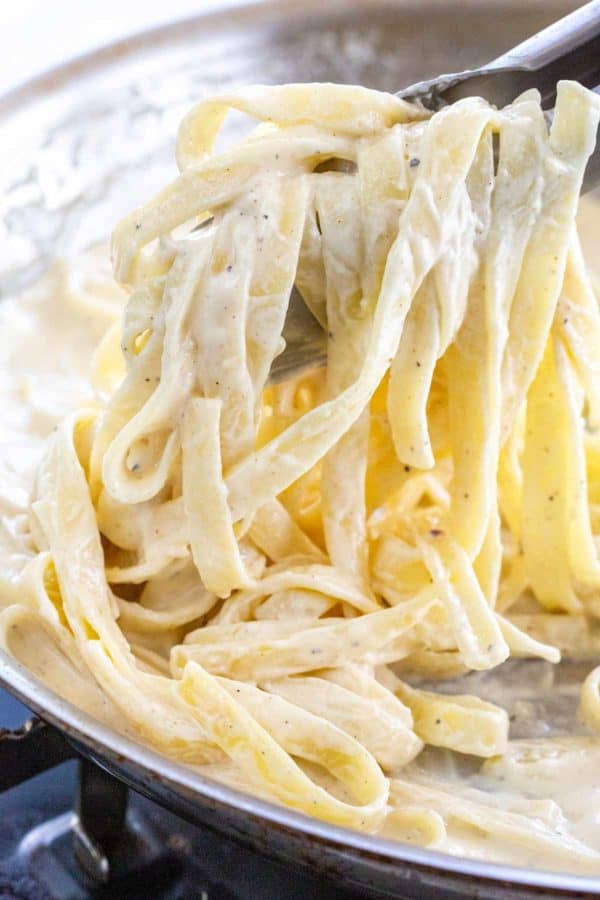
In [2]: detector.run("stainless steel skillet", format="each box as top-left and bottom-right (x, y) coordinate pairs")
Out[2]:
(1, 2), (599, 898)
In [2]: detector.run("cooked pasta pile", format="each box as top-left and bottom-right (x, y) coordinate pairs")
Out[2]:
(4, 80), (600, 868)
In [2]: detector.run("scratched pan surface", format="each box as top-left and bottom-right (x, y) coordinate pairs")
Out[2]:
(0, 1), (597, 897)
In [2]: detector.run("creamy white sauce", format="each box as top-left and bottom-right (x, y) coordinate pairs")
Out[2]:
(0, 250), (124, 581)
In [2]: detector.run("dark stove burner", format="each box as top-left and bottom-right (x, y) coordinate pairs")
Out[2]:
(0, 691), (368, 900)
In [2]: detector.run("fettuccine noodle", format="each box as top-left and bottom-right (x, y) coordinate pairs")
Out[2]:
(2, 80), (600, 870)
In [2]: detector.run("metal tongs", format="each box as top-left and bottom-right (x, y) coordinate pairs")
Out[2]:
(274, 1), (600, 381)
(399, 0), (600, 192)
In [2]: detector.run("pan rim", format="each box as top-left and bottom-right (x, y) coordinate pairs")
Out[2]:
(1, 649), (599, 894)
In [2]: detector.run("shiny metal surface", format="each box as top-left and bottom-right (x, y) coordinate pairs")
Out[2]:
(401, 0), (600, 110)
(0, 2), (597, 897)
